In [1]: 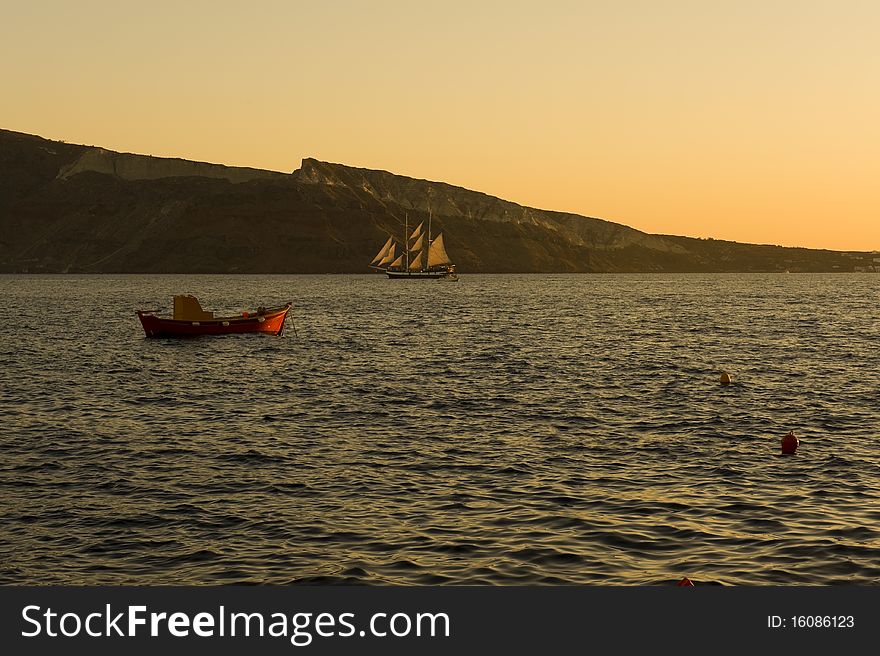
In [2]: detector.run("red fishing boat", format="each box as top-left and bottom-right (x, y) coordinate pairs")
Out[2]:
(137, 295), (292, 338)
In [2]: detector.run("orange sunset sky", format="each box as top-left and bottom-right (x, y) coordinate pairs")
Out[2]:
(2, 0), (878, 250)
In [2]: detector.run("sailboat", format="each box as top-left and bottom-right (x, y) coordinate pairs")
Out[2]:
(370, 213), (458, 280)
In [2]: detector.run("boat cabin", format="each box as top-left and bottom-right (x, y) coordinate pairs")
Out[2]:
(172, 295), (214, 321)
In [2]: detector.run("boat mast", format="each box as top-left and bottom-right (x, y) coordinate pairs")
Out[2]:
(405, 212), (409, 272)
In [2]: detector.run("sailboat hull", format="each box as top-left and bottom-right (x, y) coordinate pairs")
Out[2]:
(386, 270), (448, 279)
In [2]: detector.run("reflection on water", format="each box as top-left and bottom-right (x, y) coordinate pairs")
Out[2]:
(1, 273), (878, 584)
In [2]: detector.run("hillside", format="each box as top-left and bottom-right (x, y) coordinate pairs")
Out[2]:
(0, 129), (872, 273)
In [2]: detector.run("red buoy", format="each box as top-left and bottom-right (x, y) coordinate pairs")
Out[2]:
(781, 430), (799, 455)
(242, 311), (249, 318)
(676, 577), (694, 586)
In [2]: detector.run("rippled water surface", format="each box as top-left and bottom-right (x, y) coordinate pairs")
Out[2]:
(1, 273), (879, 585)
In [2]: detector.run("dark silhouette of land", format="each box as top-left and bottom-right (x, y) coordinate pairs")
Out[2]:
(0, 128), (874, 273)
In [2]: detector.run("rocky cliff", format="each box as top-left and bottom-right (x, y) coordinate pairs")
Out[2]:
(0, 128), (871, 273)
(58, 147), (285, 184)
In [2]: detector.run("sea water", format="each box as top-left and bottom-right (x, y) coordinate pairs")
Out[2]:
(1, 273), (878, 584)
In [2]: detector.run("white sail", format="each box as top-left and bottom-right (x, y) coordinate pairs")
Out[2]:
(411, 234), (425, 251)
(378, 243), (397, 266)
(408, 250), (426, 271)
(409, 222), (424, 240)
(371, 237), (394, 265)
(427, 233), (452, 267)
(389, 253), (404, 268)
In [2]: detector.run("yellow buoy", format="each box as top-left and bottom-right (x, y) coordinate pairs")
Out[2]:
(720, 372), (732, 385)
